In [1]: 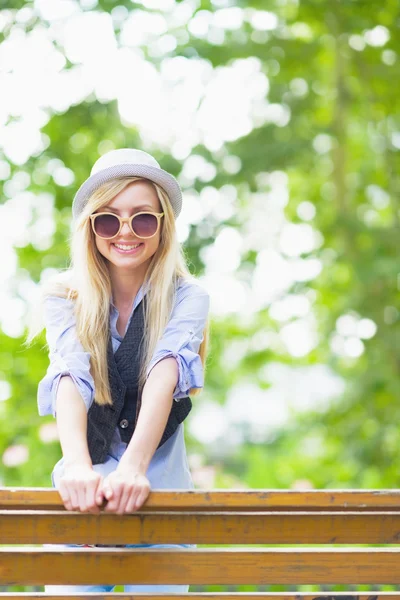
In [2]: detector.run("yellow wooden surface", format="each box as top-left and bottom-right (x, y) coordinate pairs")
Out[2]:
(2, 510), (400, 544)
(2, 548), (400, 585)
(2, 488), (400, 511)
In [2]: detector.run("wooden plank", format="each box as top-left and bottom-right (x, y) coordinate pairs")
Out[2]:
(2, 548), (400, 585)
(0, 595), (399, 600)
(2, 511), (400, 545)
(2, 488), (400, 511)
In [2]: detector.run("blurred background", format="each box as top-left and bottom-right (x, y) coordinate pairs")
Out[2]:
(0, 0), (399, 498)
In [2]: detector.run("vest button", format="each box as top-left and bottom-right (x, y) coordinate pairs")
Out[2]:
(119, 419), (129, 429)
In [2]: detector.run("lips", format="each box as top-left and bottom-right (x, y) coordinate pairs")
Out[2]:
(112, 242), (143, 254)
(114, 243), (141, 250)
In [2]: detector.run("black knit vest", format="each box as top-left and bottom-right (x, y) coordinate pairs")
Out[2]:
(86, 299), (192, 465)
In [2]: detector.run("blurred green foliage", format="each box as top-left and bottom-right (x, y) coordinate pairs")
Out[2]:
(0, 0), (399, 487)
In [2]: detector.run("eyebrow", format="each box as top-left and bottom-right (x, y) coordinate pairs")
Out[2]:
(101, 204), (155, 213)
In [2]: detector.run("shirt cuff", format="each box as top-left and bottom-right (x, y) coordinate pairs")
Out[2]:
(37, 352), (94, 416)
(146, 349), (204, 402)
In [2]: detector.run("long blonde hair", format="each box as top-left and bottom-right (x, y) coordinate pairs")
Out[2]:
(28, 177), (209, 405)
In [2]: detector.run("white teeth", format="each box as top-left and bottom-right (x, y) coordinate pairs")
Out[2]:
(114, 243), (141, 250)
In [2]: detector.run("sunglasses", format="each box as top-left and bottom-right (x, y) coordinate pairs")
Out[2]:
(90, 211), (164, 240)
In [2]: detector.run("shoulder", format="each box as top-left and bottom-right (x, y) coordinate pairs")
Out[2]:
(170, 277), (210, 322)
(43, 294), (74, 311)
(175, 277), (210, 303)
(41, 269), (77, 302)
(42, 295), (76, 330)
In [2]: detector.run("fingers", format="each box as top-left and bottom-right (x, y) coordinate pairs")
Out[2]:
(124, 484), (148, 513)
(103, 477), (131, 513)
(76, 486), (86, 512)
(103, 479), (114, 504)
(59, 468), (102, 513)
(59, 468), (151, 514)
(59, 480), (73, 511)
(116, 485), (134, 515)
(103, 474), (150, 514)
(95, 476), (105, 507)
(60, 481), (80, 511)
(124, 493), (137, 514)
(103, 478), (123, 513)
(85, 477), (103, 513)
(134, 484), (150, 511)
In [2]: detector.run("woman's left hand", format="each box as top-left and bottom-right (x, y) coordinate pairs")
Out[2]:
(101, 467), (151, 514)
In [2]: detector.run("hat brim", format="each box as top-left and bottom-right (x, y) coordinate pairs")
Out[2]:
(72, 164), (182, 220)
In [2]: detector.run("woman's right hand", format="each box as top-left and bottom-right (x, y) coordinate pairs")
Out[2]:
(59, 463), (104, 513)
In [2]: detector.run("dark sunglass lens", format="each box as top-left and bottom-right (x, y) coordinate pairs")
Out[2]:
(94, 214), (120, 238)
(132, 213), (158, 237)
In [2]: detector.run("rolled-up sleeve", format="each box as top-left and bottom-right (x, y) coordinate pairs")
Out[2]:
(146, 281), (210, 401)
(37, 296), (94, 417)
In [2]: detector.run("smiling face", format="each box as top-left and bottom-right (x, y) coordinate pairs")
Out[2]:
(93, 179), (163, 280)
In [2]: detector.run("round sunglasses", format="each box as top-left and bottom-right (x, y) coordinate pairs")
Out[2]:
(90, 211), (164, 240)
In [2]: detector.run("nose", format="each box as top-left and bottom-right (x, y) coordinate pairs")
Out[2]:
(120, 220), (133, 236)
(115, 218), (140, 243)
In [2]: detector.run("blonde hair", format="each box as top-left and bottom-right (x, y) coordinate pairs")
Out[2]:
(28, 177), (209, 405)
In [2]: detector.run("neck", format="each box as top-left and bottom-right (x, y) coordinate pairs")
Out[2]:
(109, 264), (149, 308)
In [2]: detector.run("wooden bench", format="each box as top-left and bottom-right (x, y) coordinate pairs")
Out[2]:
(1, 488), (400, 598)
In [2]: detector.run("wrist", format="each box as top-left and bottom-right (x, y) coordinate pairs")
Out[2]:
(63, 456), (92, 470)
(118, 453), (148, 475)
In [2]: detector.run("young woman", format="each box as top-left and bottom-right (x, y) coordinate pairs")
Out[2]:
(32, 148), (210, 594)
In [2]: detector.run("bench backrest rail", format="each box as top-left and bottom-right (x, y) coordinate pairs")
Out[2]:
(3, 547), (400, 586)
(2, 509), (400, 544)
(2, 488), (400, 511)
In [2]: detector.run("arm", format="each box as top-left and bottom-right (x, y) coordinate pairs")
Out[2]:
(39, 296), (101, 512)
(55, 375), (104, 513)
(103, 357), (178, 514)
(119, 357), (178, 473)
(55, 375), (92, 470)
(38, 296), (94, 417)
(146, 281), (210, 399)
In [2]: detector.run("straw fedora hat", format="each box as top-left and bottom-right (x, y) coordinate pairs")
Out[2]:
(72, 148), (182, 220)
